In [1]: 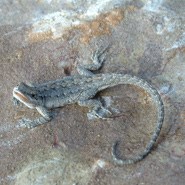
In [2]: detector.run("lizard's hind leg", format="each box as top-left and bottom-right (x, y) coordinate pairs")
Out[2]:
(78, 99), (112, 120)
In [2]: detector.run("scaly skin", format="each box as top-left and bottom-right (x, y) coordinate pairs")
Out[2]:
(13, 48), (164, 165)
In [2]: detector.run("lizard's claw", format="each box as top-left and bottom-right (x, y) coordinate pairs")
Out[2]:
(87, 107), (112, 120)
(92, 46), (109, 65)
(18, 118), (35, 128)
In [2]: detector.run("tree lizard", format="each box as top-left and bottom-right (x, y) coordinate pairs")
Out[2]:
(13, 48), (164, 165)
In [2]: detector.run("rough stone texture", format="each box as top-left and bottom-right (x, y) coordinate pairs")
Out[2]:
(0, 0), (185, 185)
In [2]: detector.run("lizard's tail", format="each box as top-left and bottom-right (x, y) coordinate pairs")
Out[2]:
(100, 74), (164, 165)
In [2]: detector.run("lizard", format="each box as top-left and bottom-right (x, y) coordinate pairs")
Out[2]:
(12, 48), (164, 165)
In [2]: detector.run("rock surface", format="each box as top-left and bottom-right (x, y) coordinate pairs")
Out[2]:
(0, 0), (185, 184)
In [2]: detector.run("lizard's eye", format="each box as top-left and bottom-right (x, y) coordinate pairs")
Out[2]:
(32, 94), (37, 100)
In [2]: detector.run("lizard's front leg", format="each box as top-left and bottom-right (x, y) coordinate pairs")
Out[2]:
(19, 106), (54, 128)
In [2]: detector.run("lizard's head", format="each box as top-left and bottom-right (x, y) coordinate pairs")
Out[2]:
(13, 82), (38, 109)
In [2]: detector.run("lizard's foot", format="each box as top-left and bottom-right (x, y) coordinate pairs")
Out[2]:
(77, 46), (109, 76)
(78, 99), (112, 120)
(99, 96), (120, 114)
(91, 47), (108, 68)
(87, 107), (112, 120)
(18, 118), (37, 128)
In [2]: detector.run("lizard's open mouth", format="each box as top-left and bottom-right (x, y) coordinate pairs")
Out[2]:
(13, 87), (35, 109)
(13, 88), (29, 102)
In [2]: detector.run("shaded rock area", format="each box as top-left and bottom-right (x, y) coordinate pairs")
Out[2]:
(0, 0), (185, 184)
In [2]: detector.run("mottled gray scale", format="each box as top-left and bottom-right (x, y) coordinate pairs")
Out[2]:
(13, 48), (164, 166)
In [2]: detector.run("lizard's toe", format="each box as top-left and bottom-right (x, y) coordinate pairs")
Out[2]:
(18, 118), (35, 128)
(87, 107), (112, 120)
(87, 111), (99, 120)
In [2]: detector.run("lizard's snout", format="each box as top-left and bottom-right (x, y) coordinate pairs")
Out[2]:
(13, 87), (36, 109)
